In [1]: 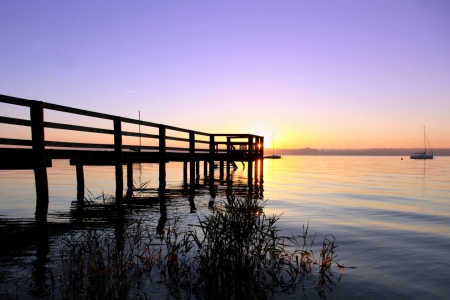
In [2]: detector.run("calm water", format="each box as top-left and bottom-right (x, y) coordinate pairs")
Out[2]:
(1, 156), (450, 299)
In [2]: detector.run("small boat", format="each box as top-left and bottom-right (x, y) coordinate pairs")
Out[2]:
(410, 126), (433, 159)
(264, 132), (282, 159)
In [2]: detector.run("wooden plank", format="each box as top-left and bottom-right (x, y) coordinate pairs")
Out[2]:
(0, 94), (31, 107)
(45, 141), (115, 149)
(44, 121), (114, 134)
(0, 159), (52, 170)
(211, 134), (252, 137)
(0, 140), (206, 151)
(215, 141), (253, 145)
(0, 116), (31, 126)
(0, 138), (32, 146)
(122, 131), (159, 139)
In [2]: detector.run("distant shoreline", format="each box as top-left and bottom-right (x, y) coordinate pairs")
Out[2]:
(273, 148), (450, 156)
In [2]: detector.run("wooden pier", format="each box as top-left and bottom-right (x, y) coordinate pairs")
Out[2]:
(0, 94), (264, 223)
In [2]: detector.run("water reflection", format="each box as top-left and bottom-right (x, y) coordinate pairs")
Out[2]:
(31, 224), (50, 299)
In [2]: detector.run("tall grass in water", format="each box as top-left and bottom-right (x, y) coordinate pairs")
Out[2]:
(187, 193), (300, 298)
(58, 217), (162, 300)
(1, 192), (347, 299)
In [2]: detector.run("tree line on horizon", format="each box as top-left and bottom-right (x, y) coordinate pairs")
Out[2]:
(274, 148), (450, 156)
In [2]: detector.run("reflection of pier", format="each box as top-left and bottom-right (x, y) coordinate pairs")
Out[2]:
(0, 94), (264, 224)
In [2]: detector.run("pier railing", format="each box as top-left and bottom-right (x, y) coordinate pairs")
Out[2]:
(0, 94), (263, 156)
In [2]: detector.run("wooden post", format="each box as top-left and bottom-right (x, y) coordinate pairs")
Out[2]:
(254, 141), (260, 189)
(189, 131), (195, 195)
(30, 101), (49, 224)
(126, 162), (133, 200)
(76, 163), (85, 208)
(254, 138), (260, 187)
(209, 135), (215, 197)
(247, 135), (254, 193)
(203, 161), (208, 185)
(159, 125), (166, 197)
(113, 117), (123, 209)
(195, 160), (199, 185)
(183, 161), (188, 189)
(226, 137), (231, 182)
(219, 160), (224, 183)
(260, 136), (264, 186)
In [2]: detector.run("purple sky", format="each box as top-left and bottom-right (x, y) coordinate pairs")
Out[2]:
(1, 0), (449, 148)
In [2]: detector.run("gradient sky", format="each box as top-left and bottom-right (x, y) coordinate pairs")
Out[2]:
(1, 0), (449, 149)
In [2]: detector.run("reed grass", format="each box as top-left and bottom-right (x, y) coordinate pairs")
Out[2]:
(1, 191), (347, 299)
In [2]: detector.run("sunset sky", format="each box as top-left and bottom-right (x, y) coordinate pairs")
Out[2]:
(1, 0), (449, 149)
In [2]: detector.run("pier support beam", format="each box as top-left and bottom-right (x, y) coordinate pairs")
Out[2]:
(30, 101), (49, 224)
(219, 160), (224, 183)
(260, 136), (264, 188)
(226, 137), (231, 183)
(183, 161), (188, 189)
(159, 126), (167, 215)
(203, 161), (207, 177)
(114, 117), (123, 211)
(254, 137), (260, 188)
(209, 135), (215, 197)
(247, 136), (254, 193)
(76, 163), (85, 208)
(126, 162), (133, 200)
(203, 161), (208, 185)
(196, 160), (200, 185)
(159, 126), (166, 198)
(189, 132), (196, 198)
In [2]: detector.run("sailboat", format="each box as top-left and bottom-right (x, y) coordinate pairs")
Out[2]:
(264, 132), (282, 159)
(410, 126), (433, 159)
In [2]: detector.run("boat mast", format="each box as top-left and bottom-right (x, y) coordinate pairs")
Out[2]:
(272, 132), (275, 155)
(425, 126), (433, 156)
(423, 126), (426, 153)
(139, 111), (141, 149)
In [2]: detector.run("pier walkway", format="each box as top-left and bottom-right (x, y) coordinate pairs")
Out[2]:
(0, 94), (265, 223)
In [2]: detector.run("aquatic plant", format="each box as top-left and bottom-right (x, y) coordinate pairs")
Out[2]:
(1, 191), (347, 299)
(161, 191), (349, 299)
(58, 215), (162, 300)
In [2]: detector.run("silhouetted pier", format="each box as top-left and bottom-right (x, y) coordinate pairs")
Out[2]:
(0, 94), (264, 223)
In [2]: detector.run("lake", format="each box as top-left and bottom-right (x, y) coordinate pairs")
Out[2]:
(1, 156), (449, 299)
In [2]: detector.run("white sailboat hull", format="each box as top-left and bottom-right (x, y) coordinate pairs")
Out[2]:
(410, 153), (433, 159)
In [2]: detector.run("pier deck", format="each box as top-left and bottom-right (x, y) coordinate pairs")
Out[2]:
(0, 94), (264, 223)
